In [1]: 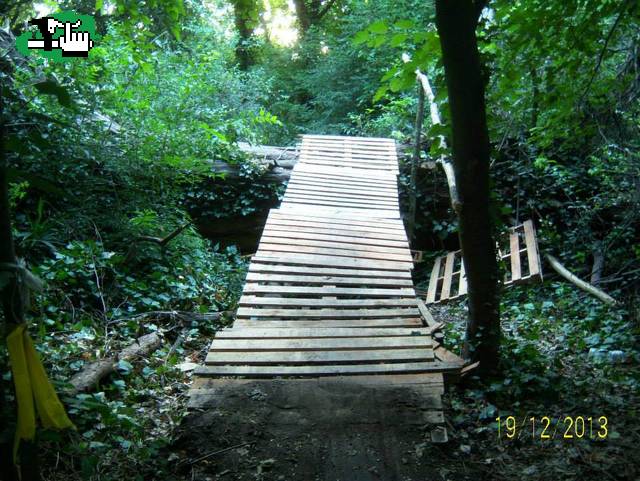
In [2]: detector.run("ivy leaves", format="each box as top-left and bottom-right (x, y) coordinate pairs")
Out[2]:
(354, 18), (441, 100)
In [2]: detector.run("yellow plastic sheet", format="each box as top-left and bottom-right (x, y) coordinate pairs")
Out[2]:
(7, 324), (75, 463)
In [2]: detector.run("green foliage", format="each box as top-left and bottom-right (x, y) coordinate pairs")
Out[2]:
(261, 0), (434, 139)
(442, 282), (637, 402)
(2, 0), (640, 477)
(184, 160), (284, 219)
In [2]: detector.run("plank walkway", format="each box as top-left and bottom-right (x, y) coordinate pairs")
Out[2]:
(190, 134), (463, 443)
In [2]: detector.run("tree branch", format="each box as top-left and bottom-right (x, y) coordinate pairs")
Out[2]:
(545, 254), (617, 305)
(415, 69), (462, 213)
(67, 332), (163, 394)
(578, 0), (632, 106)
(137, 222), (191, 247)
(317, 0), (339, 20)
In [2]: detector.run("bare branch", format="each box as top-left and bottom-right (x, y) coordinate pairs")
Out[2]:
(318, 0), (340, 20)
(545, 254), (617, 305)
(415, 69), (462, 213)
(579, 0), (632, 106)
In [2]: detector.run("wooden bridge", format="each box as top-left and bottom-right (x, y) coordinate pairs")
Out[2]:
(189, 134), (465, 445)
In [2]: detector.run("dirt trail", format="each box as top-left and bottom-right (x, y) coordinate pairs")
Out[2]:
(173, 378), (473, 481)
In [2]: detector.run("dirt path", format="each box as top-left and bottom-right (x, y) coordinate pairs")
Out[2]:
(173, 378), (470, 481)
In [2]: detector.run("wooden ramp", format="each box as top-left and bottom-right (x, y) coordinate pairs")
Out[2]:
(190, 135), (462, 443)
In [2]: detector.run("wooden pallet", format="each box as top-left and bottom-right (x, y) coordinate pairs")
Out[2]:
(191, 135), (464, 440)
(425, 220), (543, 304)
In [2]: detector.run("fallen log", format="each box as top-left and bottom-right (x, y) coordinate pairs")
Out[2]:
(68, 332), (162, 394)
(210, 142), (298, 183)
(195, 144), (298, 251)
(116, 310), (225, 325)
(545, 254), (617, 305)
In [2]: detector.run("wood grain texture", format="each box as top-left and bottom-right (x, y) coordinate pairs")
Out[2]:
(192, 134), (459, 411)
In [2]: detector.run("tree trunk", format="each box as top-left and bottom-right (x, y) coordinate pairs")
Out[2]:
(231, 0), (259, 70)
(292, 0), (338, 35)
(292, 0), (312, 33)
(0, 108), (37, 479)
(435, 0), (501, 375)
(407, 82), (425, 241)
(590, 241), (605, 285)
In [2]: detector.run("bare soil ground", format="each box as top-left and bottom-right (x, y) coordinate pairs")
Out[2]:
(172, 378), (472, 481)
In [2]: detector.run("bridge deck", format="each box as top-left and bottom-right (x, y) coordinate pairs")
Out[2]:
(190, 135), (461, 442)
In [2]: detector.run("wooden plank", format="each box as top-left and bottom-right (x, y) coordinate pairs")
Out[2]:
(287, 177), (397, 191)
(509, 232), (522, 282)
(236, 307), (420, 319)
(299, 155), (396, 167)
(265, 221), (406, 240)
(279, 205), (400, 220)
(241, 285), (415, 297)
(269, 210), (403, 228)
(260, 236), (410, 258)
(281, 198), (398, 212)
(287, 180), (397, 197)
(301, 144), (396, 155)
(238, 297), (417, 308)
(302, 139), (394, 148)
(283, 189), (396, 206)
(295, 159), (398, 174)
(195, 362), (462, 378)
(300, 151), (395, 162)
(440, 252), (455, 300)
(426, 256), (441, 304)
(298, 157), (396, 169)
(298, 159), (398, 172)
(205, 349), (433, 365)
(301, 147), (396, 158)
(284, 190), (399, 205)
(291, 170), (398, 187)
(302, 134), (394, 144)
(257, 244), (413, 264)
(248, 263), (412, 279)
(258, 230), (409, 248)
(190, 373), (444, 389)
(232, 318), (424, 329)
(290, 176), (397, 191)
(523, 220), (541, 277)
(293, 164), (398, 182)
(245, 272), (413, 287)
(251, 254), (412, 271)
(298, 157), (396, 167)
(301, 146), (396, 158)
(265, 222), (406, 241)
(433, 345), (465, 365)
(208, 336), (431, 351)
(286, 184), (398, 199)
(215, 327), (431, 339)
(283, 193), (398, 208)
(417, 298), (437, 327)
(289, 173), (397, 187)
(301, 140), (394, 149)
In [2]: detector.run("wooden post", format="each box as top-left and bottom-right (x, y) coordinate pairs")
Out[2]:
(407, 82), (425, 241)
(415, 69), (461, 213)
